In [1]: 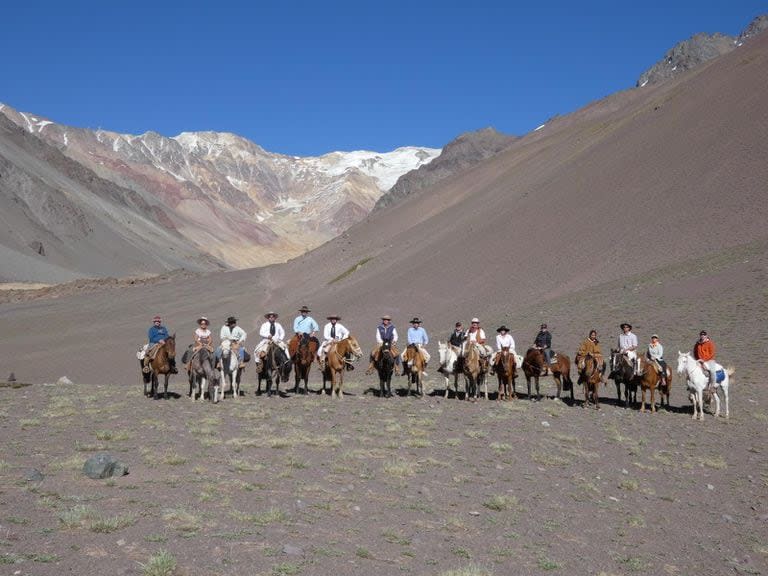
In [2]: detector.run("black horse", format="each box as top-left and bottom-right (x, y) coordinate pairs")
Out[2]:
(257, 342), (292, 397)
(374, 339), (396, 397)
(609, 349), (637, 408)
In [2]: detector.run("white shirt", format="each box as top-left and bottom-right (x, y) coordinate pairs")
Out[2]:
(323, 322), (349, 341)
(467, 328), (486, 343)
(496, 333), (515, 351)
(259, 321), (285, 341)
(220, 325), (247, 343)
(618, 331), (638, 352)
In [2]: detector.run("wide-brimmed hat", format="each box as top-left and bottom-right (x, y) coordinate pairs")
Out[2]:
(471, 318), (480, 324)
(381, 315), (392, 321)
(226, 316), (237, 324)
(298, 305), (311, 313)
(620, 323), (632, 330)
(650, 334), (659, 339)
(410, 317), (422, 324)
(699, 330), (708, 336)
(152, 315), (162, 322)
(327, 314), (341, 320)
(455, 321), (463, 327)
(197, 316), (209, 325)
(264, 312), (279, 319)
(496, 325), (510, 333)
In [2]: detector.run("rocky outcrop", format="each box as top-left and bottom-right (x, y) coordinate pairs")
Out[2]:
(637, 14), (767, 87)
(374, 128), (515, 211)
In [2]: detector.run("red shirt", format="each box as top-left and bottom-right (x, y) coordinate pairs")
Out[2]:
(693, 339), (715, 362)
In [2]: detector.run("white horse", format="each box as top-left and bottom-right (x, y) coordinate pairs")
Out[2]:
(676, 351), (733, 420)
(219, 340), (242, 401)
(438, 341), (463, 399)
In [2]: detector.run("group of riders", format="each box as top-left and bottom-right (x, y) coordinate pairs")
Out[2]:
(139, 309), (720, 391)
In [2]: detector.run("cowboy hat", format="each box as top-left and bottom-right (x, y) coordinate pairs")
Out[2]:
(471, 318), (480, 324)
(496, 325), (510, 333)
(327, 314), (341, 320)
(699, 330), (708, 336)
(650, 334), (659, 339)
(264, 312), (279, 319)
(298, 306), (311, 313)
(197, 316), (209, 325)
(410, 317), (422, 324)
(226, 316), (237, 324)
(381, 315), (392, 321)
(620, 323), (632, 330)
(152, 315), (162, 321)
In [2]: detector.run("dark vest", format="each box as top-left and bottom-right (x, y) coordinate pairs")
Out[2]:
(378, 324), (395, 342)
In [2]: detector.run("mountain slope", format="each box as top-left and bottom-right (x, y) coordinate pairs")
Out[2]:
(0, 105), (439, 281)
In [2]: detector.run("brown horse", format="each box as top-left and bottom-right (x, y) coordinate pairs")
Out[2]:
(492, 347), (517, 400)
(321, 336), (363, 399)
(463, 343), (489, 401)
(143, 334), (176, 400)
(522, 348), (574, 402)
(402, 344), (426, 396)
(637, 357), (673, 413)
(289, 334), (318, 395)
(577, 353), (604, 409)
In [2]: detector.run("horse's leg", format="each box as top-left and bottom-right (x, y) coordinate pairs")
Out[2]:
(723, 384), (729, 419)
(163, 373), (170, 400)
(152, 373), (159, 400)
(640, 386), (646, 412)
(535, 374), (541, 401)
(712, 388), (721, 418)
(526, 375), (532, 400)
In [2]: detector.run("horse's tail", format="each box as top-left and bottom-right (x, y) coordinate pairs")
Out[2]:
(726, 366), (735, 378)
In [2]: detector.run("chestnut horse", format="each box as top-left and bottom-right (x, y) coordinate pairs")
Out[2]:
(143, 334), (177, 400)
(403, 344), (426, 396)
(463, 343), (489, 401)
(636, 357), (673, 413)
(290, 334), (317, 395)
(321, 335), (363, 399)
(522, 348), (573, 402)
(577, 353), (604, 409)
(492, 347), (517, 400)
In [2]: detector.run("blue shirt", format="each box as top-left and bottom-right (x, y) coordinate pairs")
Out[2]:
(407, 326), (429, 345)
(148, 325), (170, 344)
(293, 315), (319, 334)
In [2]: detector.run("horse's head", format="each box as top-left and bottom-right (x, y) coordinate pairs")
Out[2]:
(381, 339), (392, 354)
(165, 334), (176, 358)
(438, 341), (448, 365)
(676, 351), (690, 375)
(221, 339), (232, 355)
(345, 335), (363, 359)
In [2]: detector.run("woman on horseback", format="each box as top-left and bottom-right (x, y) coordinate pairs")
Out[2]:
(489, 325), (515, 374)
(646, 334), (667, 387)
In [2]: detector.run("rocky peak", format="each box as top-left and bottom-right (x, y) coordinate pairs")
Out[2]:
(737, 14), (768, 44)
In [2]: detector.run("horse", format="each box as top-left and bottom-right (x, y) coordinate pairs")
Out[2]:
(521, 348), (574, 402)
(257, 342), (292, 397)
(142, 334), (177, 400)
(492, 347), (517, 400)
(462, 343), (489, 401)
(219, 339), (245, 400)
(321, 335), (363, 399)
(368, 339), (396, 398)
(609, 349), (638, 408)
(636, 357), (673, 413)
(402, 344), (426, 396)
(290, 334), (317, 395)
(677, 351), (734, 420)
(187, 347), (219, 402)
(437, 341), (463, 399)
(577, 353), (604, 409)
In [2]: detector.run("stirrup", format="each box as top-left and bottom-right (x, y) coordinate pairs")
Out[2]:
(142, 365), (151, 374)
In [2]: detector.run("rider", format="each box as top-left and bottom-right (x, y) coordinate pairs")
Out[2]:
(291, 306), (319, 353)
(576, 329), (603, 372)
(618, 323), (640, 375)
(693, 330), (717, 390)
(466, 318), (493, 357)
(318, 314), (350, 370)
(215, 316), (247, 368)
(254, 312), (287, 370)
(533, 323), (553, 376)
(187, 316), (213, 372)
(646, 333), (667, 387)
(449, 322), (466, 347)
(366, 315), (400, 375)
(142, 315), (177, 374)
(489, 325), (515, 375)
(402, 317), (430, 376)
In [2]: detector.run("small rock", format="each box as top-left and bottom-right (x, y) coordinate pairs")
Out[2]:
(57, 376), (73, 385)
(83, 453), (129, 479)
(622, 469), (629, 475)
(707, 484), (715, 490)
(353, 505), (360, 512)
(541, 421), (550, 428)
(8, 372), (16, 382)
(608, 496), (620, 502)
(722, 514), (736, 523)
(468, 510), (480, 516)
(283, 544), (303, 556)
(25, 468), (44, 482)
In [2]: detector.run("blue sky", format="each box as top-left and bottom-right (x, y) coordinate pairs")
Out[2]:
(1, 1), (764, 156)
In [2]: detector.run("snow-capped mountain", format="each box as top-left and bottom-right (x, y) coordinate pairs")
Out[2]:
(0, 103), (439, 280)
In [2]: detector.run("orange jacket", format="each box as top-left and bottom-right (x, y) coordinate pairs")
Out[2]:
(693, 340), (715, 362)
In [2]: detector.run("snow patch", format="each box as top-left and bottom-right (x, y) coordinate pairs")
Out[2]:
(640, 79), (649, 87)
(534, 123), (546, 132)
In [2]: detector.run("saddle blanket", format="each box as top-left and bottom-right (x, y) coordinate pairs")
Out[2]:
(716, 369), (725, 383)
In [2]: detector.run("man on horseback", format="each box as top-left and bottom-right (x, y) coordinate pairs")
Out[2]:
(466, 318), (493, 373)
(576, 329), (603, 371)
(449, 322), (466, 348)
(533, 323), (554, 374)
(489, 325), (515, 375)
(366, 315), (400, 375)
(402, 317), (430, 376)
(618, 323), (640, 375)
(142, 315), (178, 374)
(254, 312), (287, 371)
(215, 316), (247, 368)
(318, 314), (350, 370)
(693, 330), (717, 391)
(646, 333), (667, 387)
